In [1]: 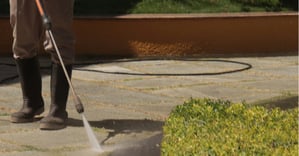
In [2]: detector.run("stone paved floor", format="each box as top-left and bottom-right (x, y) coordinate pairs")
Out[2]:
(0, 56), (298, 156)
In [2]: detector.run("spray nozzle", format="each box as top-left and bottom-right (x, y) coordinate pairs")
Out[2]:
(74, 95), (84, 114)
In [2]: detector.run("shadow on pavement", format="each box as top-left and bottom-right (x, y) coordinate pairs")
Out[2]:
(109, 132), (162, 156)
(68, 118), (163, 155)
(252, 95), (298, 110)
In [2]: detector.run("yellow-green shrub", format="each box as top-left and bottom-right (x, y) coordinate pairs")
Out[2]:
(161, 98), (298, 156)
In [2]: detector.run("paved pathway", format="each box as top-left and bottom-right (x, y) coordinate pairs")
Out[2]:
(0, 56), (297, 156)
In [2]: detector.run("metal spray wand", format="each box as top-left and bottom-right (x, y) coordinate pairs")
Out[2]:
(35, 0), (84, 114)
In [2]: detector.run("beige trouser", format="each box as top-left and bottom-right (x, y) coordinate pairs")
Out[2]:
(10, 0), (75, 65)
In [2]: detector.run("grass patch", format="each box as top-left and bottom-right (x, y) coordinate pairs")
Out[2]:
(22, 145), (45, 152)
(162, 98), (298, 155)
(0, 0), (297, 16)
(0, 113), (9, 116)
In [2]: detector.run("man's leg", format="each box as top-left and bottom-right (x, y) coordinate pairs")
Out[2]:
(10, 0), (43, 59)
(40, 0), (75, 130)
(43, 0), (75, 65)
(10, 0), (45, 123)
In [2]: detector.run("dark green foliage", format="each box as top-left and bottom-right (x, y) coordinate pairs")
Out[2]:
(0, 0), (297, 16)
(73, 0), (142, 15)
(162, 98), (298, 155)
(232, 0), (281, 6)
(0, 1), (9, 15)
(232, 0), (298, 11)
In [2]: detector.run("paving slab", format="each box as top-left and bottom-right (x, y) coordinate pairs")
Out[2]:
(71, 79), (180, 107)
(0, 56), (297, 156)
(112, 77), (198, 90)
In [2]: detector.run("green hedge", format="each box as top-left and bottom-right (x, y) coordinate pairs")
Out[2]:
(162, 98), (298, 155)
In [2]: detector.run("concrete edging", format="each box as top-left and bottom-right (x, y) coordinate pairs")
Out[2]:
(0, 13), (298, 57)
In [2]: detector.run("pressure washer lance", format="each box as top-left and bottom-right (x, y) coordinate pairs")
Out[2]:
(35, 0), (84, 114)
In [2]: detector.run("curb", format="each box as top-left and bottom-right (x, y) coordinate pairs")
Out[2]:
(0, 13), (298, 57)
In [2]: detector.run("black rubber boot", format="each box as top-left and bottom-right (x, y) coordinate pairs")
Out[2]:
(11, 57), (44, 123)
(40, 63), (72, 130)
